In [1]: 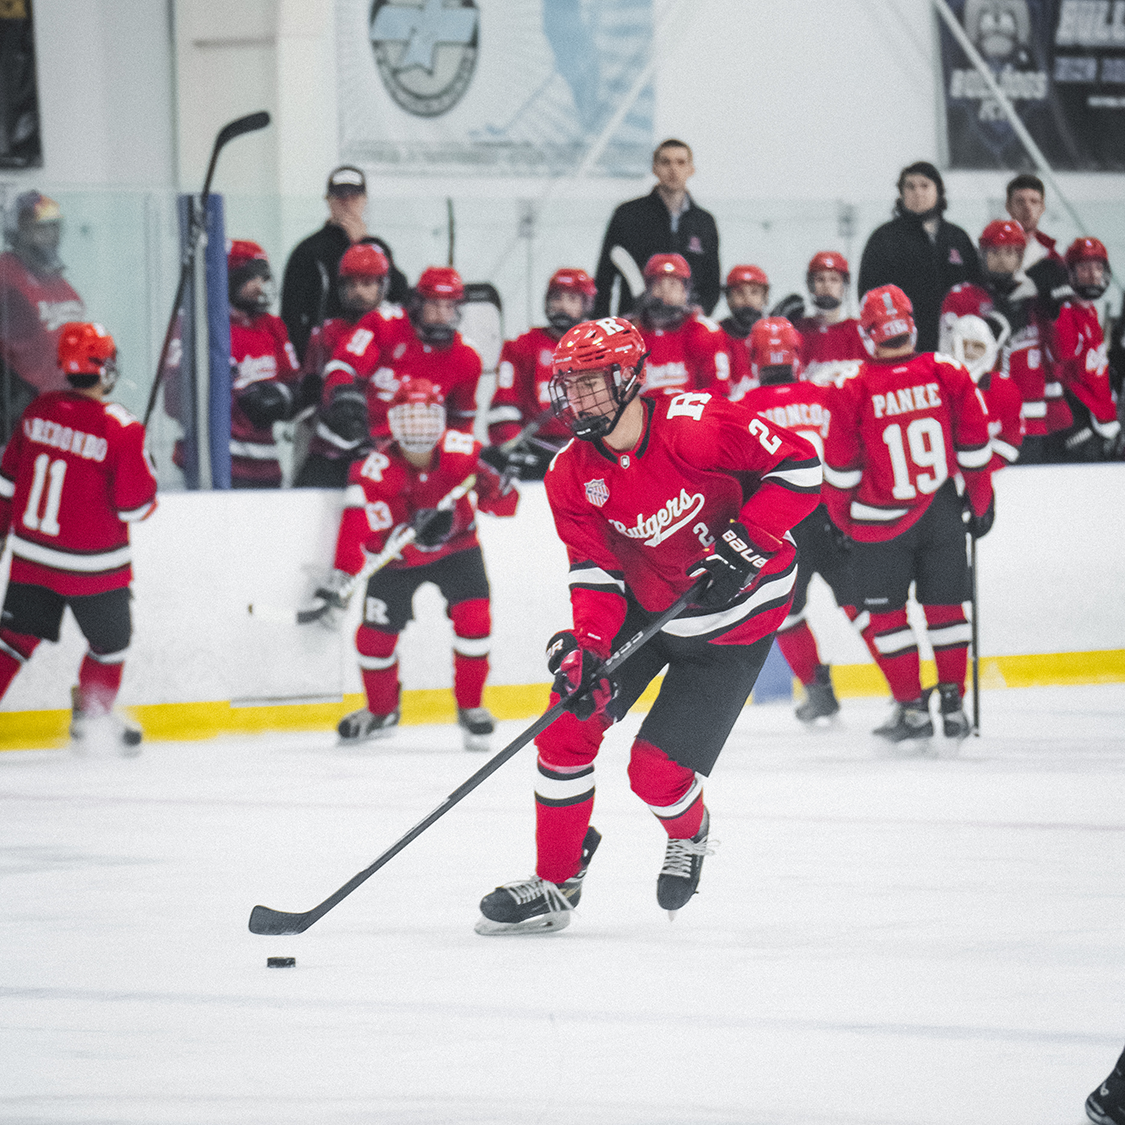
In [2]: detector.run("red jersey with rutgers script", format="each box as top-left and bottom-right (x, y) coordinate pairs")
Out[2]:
(0, 391), (156, 596)
(636, 313), (733, 397)
(738, 379), (833, 467)
(792, 316), (867, 387)
(230, 312), (301, 485)
(488, 327), (571, 445)
(822, 352), (992, 543)
(545, 391), (821, 655)
(334, 429), (517, 575)
(325, 311), (480, 439)
(1053, 300), (1120, 436)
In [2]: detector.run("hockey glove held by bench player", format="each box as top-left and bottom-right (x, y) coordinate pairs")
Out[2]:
(322, 385), (370, 446)
(546, 630), (617, 721)
(689, 521), (778, 610)
(237, 381), (293, 429)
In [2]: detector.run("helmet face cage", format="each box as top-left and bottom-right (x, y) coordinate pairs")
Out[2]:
(949, 314), (999, 383)
(388, 400), (446, 453)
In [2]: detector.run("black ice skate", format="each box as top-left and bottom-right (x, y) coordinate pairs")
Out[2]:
(795, 663), (840, 724)
(70, 687), (142, 757)
(457, 706), (494, 752)
(1087, 1046), (1125, 1125)
(873, 698), (933, 743)
(657, 808), (714, 919)
(475, 826), (601, 935)
(337, 707), (399, 743)
(931, 682), (971, 740)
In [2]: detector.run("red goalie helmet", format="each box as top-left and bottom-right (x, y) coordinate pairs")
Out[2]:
(860, 284), (916, 349)
(979, 219), (1027, 250)
(748, 317), (803, 379)
(58, 321), (118, 392)
(387, 377), (446, 454)
(339, 243), (389, 279)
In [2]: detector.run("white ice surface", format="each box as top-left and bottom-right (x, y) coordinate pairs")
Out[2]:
(3, 685), (1124, 1125)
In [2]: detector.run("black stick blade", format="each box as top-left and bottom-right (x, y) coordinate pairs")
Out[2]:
(249, 904), (313, 935)
(217, 111), (270, 148)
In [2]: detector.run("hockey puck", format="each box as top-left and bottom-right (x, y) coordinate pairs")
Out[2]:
(267, 956), (296, 968)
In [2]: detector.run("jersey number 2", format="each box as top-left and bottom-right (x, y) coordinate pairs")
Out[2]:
(22, 453), (67, 537)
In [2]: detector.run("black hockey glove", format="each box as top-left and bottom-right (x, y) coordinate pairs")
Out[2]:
(237, 381), (293, 429)
(322, 385), (369, 446)
(688, 521), (777, 610)
(546, 630), (617, 721)
(480, 442), (542, 483)
(410, 507), (454, 549)
(769, 293), (807, 322)
(963, 495), (995, 540)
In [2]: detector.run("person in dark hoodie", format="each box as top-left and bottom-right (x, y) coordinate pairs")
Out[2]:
(857, 161), (981, 354)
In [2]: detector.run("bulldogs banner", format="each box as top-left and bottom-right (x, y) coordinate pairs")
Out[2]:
(940, 0), (1125, 170)
(0, 0), (42, 169)
(336, 0), (654, 177)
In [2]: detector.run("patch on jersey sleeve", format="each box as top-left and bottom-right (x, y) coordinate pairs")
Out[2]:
(584, 478), (609, 507)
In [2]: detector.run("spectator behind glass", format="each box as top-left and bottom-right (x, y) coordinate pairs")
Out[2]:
(280, 165), (408, 363)
(593, 139), (721, 319)
(0, 191), (86, 445)
(858, 161), (981, 353)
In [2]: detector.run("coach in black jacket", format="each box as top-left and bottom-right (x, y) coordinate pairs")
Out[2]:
(593, 139), (721, 318)
(858, 161), (981, 354)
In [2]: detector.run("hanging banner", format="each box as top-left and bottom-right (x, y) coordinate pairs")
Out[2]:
(336, 0), (654, 177)
(940, 0), (1125, 170)
(0, 0), (42, 169)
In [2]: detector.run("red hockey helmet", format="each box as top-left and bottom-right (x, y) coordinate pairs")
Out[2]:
(549, 317), (648, 441)
(979, 219), (1027, 250)
(58, 321), (118, 392)
(545, 268), (597, 333)
(807, 250), (850, 284)
(339, 242), (390, 279)
(859, 284), (916, 350)
(748, 317), (803, 381)
(227, 239), (270, 274)
(548, 267), (597, 300)
(415, 266), (465, 302)
(227, 240), (272, 313)
(387, 376), (446, 454)
(644, 253), (691, 281)
(725, 264), (769, 290)
(1064, 236), (1109, 268)
(1064, 237), (1111, 299)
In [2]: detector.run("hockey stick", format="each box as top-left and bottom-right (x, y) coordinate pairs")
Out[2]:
(248, 575), (709, 935)
(495, 405), (557, 491)
(143, 111), (271, 428)
(609, 244), (645, 312)
(970, 533), (980, 736)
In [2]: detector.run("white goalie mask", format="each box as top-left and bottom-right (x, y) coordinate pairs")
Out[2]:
(949, 314), (1003, 383)
(387, 377), (446, 454)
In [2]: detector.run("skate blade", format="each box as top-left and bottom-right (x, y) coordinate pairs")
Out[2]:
(473, 911), (572, 936)
(337, 728), (396, 746)
(461, 733), (491, 752)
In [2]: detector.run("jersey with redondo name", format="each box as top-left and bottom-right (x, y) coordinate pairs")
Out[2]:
(821, 352), (992, 542)
(0, 390), (157, 596)
(737, 379), (834, 468)
(544, 391), (821, 656)
(333, 429), (517, 575)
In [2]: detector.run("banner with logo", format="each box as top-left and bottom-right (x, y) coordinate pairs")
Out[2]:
(0, 0), (42, 169)
(336, 0), (654, 177)
(939, 0), (1125, 170)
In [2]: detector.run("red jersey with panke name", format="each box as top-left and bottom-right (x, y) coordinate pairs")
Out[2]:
(0, 391), (157, 596)
(229, 312), (301, 484)
(1053, 300), (1121, 436)
(325, 311), (479, 439)
(636, 313), (734, 397)
(333, 429), (517, 575)
(792, 316), (867, 386)
(488, 327), (572, 445)
(822, 352), (992, 543)
(544, 392), (821, 656)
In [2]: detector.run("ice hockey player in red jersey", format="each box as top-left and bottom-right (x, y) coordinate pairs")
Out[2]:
(0, 323), (157, 752)
(946, 313), (1025, 472)
(226, 240), (302, 488)
(485, 268), (596, 481)
(1048, 238), (1121, 461)
(718, 264), (770, 399)
(738, 317), (880, 724)
(321, 266), (481, 450)
(310, 377), (517, 750)
(823, 285), (993, 743)
(295, 242), (398, 487)
(791, 251), (867, 387)
(940, 219), (1068, 464)
(475, 316), (821, 934)
(631, 253), (734, 397)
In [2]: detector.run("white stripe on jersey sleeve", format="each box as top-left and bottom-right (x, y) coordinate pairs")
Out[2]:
(991, 437), (1020, 463)
(118, 500), (156, 522)
(823, 464), (862, 490)
(956, 444), (991, 470)
(850, 500), (909, 522)
(763, 458), (823, 492)
(568, 563), (625, 594)
(11, 535), (132, 572)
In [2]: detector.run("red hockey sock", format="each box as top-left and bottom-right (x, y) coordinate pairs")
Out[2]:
(77, 651), (125, 714)
(534, 756), (596, 884)
(869, 609), (921, 702)
(627, 739), (704, 839)
(0, 630), (38, 701)
(451, 598), (490, 709)
(775, 620), (821, 685)
(452, 653), (488, 710)
(924, 604), (970, 691)
(356, 625), (400, 715)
